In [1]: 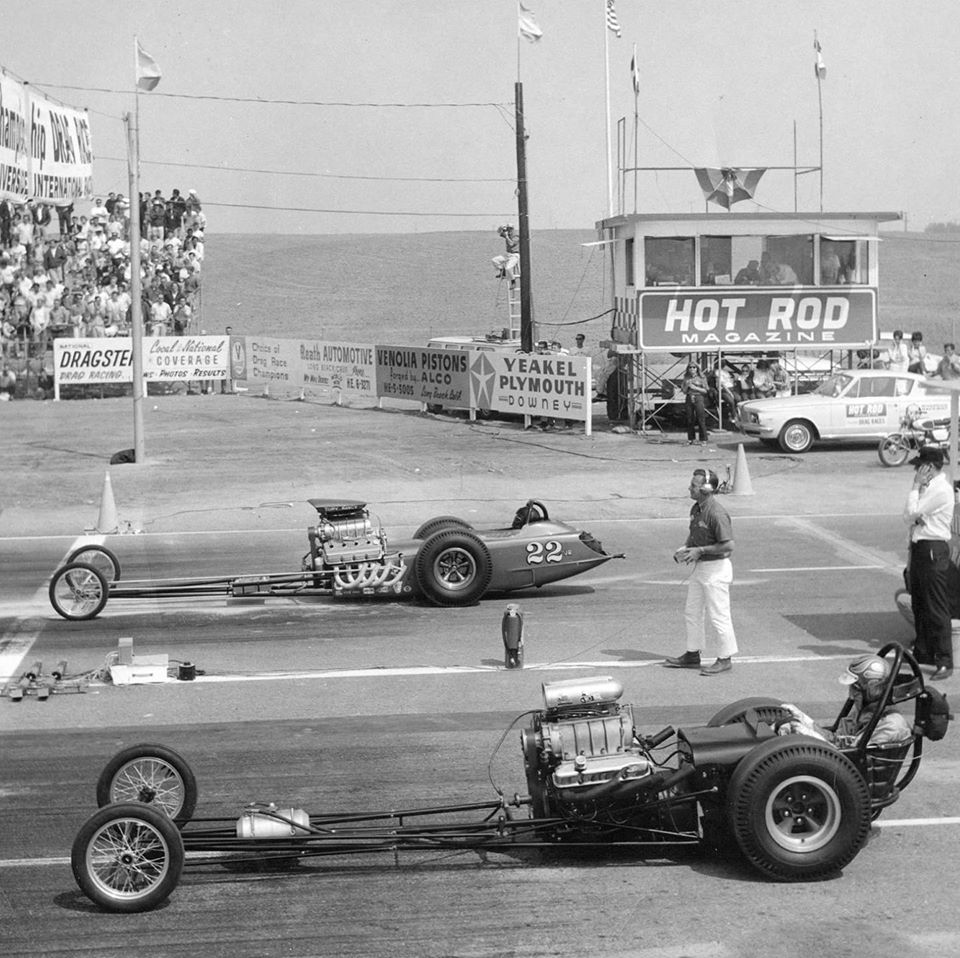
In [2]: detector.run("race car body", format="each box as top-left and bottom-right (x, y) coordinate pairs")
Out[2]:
(48, 499), (622, 619)
(70, 643), (949, 912)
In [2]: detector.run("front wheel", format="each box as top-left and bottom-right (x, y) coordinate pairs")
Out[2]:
(66, 544), (121, 581)
(414, 529), (493, 606)
(49, 563), (108, 620)
(727, 736), (870, 881)
(72, 803), (184, 913)
(878, 434), (911, 467)
(778, 420), (815, 454)
(96, 744), (198, 822)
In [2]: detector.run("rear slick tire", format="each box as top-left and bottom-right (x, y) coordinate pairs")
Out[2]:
(414, 529), (492, 607)
(727, 736), (870, 881)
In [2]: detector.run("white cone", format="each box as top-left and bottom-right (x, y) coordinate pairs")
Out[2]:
(732, 443), (754, 495)
(96, 471), (119, 533)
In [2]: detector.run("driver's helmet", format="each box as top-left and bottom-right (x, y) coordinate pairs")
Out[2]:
(838, 654), (890, 703)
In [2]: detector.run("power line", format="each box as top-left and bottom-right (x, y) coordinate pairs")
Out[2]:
(206, 201), (512, 218)
(94, 155), (513, 184)
(31, 82), (510, 108)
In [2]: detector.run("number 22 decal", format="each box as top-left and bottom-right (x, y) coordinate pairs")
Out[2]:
(526, 540), (563, 564)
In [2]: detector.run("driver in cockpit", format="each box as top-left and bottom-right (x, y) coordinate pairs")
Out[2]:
(777, 654), (913, 748)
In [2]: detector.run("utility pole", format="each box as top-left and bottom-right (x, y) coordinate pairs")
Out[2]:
(515, 81), (534, 352)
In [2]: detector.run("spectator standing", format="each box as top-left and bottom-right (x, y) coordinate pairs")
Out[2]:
(681, 361), (709, 445)
(664, 468), (739, 675)
(884, 329), (909, 372)
(0, 199), (12, 247)
(935, 343), (960, 380)
(907, 331), (927, 374)
(903, 445), (954, 680)
(0, 363), (17, 399)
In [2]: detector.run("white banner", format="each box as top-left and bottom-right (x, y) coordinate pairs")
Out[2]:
(54, 336), (229, 387)
(0, 75), (30, 203)
(0, 77), (92, 205)
(28, 93), (93, 205)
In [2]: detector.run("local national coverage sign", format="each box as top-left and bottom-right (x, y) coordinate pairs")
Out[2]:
(638, 288), (877, 350)
(54, 337), (228, 385)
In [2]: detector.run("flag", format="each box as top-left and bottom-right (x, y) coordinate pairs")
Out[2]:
(606, 0), (622, 38)
(814, 35), (826, 80)
(630, 43), (640, 95)
(518, 1), (543, 42)
(136, 40), (162, 91)
(694, 168), (766, 211)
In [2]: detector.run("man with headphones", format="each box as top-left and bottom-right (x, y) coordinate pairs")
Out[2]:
(664, 467), (738, 675)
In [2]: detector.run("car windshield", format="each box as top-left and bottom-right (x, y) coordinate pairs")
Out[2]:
(813, 373), (855, 399)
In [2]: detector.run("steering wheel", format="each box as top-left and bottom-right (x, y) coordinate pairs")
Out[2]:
(511, 499), (550, 529)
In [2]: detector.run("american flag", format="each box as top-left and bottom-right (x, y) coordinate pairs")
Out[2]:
(606, 0), (622, 38)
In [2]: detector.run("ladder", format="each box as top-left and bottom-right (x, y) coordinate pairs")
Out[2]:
(506, 277), (521, 340)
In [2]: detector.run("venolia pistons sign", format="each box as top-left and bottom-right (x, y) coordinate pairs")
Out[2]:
(638, 289), (877, 350)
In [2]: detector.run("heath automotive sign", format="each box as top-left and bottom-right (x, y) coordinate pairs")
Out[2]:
(638, 288), (877, 350)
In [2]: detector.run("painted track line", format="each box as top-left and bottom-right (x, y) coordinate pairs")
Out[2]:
(0, 535), (102, 684)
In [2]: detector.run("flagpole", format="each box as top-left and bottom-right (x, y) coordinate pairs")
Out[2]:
(632, 44), (639, 214)
(128, 36), (146, 462)
(604, 18), (613, 217)
(815, 31), (824, 212)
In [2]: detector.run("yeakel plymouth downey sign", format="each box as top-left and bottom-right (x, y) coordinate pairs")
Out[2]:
(638, 288), (877, 350)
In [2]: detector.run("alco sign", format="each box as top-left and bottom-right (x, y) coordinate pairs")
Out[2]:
(638, 288), (877, 350)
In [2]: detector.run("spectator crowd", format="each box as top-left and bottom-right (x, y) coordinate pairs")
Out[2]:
(0, 189), (207, 397)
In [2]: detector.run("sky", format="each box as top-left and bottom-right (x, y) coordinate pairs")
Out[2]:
(3, 0), (959, 235)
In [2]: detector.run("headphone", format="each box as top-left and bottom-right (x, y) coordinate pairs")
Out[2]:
(694, 468), (719, 492)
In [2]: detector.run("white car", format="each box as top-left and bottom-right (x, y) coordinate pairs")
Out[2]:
(738, 369), (952, 453)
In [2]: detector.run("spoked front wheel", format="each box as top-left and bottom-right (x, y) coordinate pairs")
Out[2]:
(66, 544), (121, 581)
(96, 744), (198, 822)
(49, 563), (109, 620)
(72, 803), (184, 912)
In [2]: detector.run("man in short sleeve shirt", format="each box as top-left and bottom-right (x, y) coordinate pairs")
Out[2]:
(664, 468), (739, 675)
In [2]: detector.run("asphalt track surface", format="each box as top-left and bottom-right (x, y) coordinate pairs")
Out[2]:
(2, 396), (959, 957)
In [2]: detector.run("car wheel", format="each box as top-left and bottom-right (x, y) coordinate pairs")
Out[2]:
(72, 803), (184, 913)
(878, 434), (911, 467)
(778, 419), (815, 454)
(96, 744), (198, 823)
(48, 562), (109, 620)
(414, 529), (493, 606)
(707, 697), (792, 728)
(726, 736), (870, 881)
(66, 544), (121, 581)
(412, 516), (474, 539)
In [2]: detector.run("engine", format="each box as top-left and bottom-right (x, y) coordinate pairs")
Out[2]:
(302, 500), (406, 594)
(521, 676), (657, 820)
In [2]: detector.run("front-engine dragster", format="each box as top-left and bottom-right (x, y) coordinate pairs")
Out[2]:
(48, 497), (622, 619)
(70, 643), (948, 912)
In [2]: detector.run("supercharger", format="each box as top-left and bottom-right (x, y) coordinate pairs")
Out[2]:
(521, 677), (682, 823)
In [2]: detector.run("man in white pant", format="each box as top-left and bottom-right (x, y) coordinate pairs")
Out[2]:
(664, 467), (739, 675)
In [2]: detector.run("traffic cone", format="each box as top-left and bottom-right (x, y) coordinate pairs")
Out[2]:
(95, 471), (120, 534)
(732, 443), (754, 496)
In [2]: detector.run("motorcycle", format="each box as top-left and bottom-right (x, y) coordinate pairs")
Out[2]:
(877, 405), (951, 467)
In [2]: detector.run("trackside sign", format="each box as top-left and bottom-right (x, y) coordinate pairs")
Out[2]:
(475, 352), (591, 420)
(638, 288), (877, 350)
